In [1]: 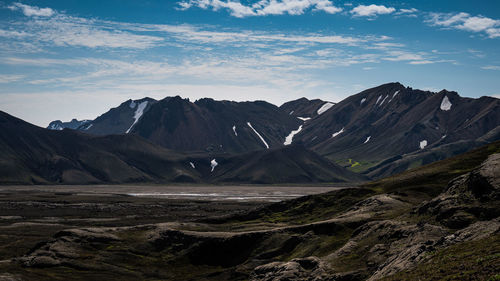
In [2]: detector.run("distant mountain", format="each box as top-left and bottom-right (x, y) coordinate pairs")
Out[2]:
(279, 97), (331, 120)
(47, 119), (90, 130)
(294, 82), (500, 177)
(49, 96), (303, 154)
(0, 111), (357, 185)
(128, 96), (302, 153)
(44, 82), (500, 178)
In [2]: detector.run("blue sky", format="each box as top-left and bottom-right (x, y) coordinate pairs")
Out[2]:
(0, 0), (499, 126)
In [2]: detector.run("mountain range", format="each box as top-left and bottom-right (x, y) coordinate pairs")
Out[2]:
(1, 82), (498, 185)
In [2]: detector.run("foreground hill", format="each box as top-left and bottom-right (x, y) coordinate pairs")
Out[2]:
(1, 111), (358, 184)
(3, 140), (498, 280)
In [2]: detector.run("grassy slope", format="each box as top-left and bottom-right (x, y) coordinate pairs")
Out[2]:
(364, 140), (500, 197)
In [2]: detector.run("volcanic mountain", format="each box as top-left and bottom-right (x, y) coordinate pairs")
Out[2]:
(293, 82), (500, 178)
(2, 110), (361, 184)
(54, 96), (303, 154)
(44, 82), (500, 178)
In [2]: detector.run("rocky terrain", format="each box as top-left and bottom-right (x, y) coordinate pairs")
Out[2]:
(0, 140), (498, 280)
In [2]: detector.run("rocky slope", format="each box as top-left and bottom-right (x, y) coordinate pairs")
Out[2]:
(76, 97), (157, 135)
(3, 141), (498, 280)
(294, 82), (500, 177)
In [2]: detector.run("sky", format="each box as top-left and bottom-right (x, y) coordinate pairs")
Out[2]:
(0, 0), (499, 127)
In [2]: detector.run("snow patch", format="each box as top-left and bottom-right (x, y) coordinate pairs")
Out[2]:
(49, 123), (63, 130)
(126, 101), (148, 134)
(388, 90), (400, 103)
(440, 96), (452, 111)
(364, 136), (371, 143)
(360, 98), (366, 105)
(419, 140), (428, 149)
(232, 125), (237, 136)
(84, 124), (93, 130)
(375, 95), (382, 105)
(284, 125), (303, 145)
(331, 127), (345, 138)
(297, 117), (311, 121)
(289, 110), (294, 115)
(129, 100), (136, 109)
(247, 122), (269, 149)
(379, 95), (389, 106)
(210, 159), (218, 172)
(189, 162), (195, 169)
(441, 135), (447, 139)
(317, 102), (334, 115)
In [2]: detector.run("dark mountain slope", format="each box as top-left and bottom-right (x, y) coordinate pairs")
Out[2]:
(130, 96), (302, 153)
(207, 144), (366, 184)
(76, 97), (157, 135)
(0, 111), (199, 184)
(1, 111), (359, 185)
(295, 82), (500, 176)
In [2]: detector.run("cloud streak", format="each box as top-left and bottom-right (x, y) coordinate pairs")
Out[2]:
(177, 0), (342, 17)
(4, 4), (164, 49)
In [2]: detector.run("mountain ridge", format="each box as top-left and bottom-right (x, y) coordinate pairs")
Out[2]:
(37, 82), (500, 179)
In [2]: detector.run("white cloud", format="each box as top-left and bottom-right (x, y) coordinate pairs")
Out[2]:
(408, 60), (434, 65)
(482, 65), (500, 71)
(395, 8), (418, 17)
(351, 4), (395, 17)
(0, 74), (25, 83)
(485, 28), (500, 38)
(426, 12), (500, 39)
(177, 0), (342, 17)
(384, 50), (426, 62)
(459, 16), (497, 32)
(8, 2), (54, 17)
(398, 8), (418, 14)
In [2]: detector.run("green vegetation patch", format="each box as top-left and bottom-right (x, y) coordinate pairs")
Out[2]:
(365, 140), (500, 198)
